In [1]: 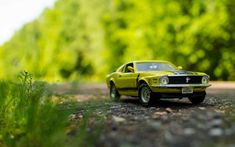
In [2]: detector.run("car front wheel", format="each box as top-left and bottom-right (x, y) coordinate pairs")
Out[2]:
(139, 83), (154, 107)
(188, 95), (205, 105)
(110, 83), (120, 101)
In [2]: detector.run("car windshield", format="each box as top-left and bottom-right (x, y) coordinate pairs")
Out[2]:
(136, 62), (176, 71)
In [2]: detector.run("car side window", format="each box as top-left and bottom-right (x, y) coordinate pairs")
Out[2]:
(117, 65), (125, 73)
(124, 63), (134, 73)
(120, 65), (126, 73)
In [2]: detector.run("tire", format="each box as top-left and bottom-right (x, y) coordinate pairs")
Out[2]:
(138, 83), (154, 107)
(110, 83), (120, 101)
(188, 95), (205, 105)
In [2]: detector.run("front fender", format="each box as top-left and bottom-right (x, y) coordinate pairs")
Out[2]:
(138, 78), (151, 87)
(138, 76), (161, 88)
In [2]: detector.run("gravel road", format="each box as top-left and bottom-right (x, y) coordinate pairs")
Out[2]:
(56, 82), (235, 147)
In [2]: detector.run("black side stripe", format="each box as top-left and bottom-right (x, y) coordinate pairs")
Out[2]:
(118, 87), (138, 91)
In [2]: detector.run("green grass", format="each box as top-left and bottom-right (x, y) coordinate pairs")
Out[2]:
(0, 72), (106, 147)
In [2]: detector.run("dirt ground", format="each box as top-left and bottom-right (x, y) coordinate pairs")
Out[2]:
(55, 82), (235, 147)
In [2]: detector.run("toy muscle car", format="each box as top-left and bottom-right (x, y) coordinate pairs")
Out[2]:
(106, 60), (211, 106)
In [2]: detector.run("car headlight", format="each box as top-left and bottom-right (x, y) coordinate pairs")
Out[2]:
(160, 76), (169, 85)
(201, 76), (209, 84)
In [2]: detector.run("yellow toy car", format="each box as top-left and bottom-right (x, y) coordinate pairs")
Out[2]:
(106, 60), (211, 106)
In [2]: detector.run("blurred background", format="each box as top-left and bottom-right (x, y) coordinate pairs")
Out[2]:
(0, 0), (235, 82)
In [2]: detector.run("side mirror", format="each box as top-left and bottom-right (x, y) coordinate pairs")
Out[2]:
(177, 66), (183, 70)
(127, 66), (134, 73)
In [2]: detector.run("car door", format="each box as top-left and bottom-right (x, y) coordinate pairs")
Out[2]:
(117, 63), (138, 95)
(115, 64), (126, 88)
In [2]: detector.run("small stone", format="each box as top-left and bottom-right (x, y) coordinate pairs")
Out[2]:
(215, 109), (225, 114)
(165, 108), (173, 113)
(149, 107), (157, 111)
(184, 128), (195, 135)
(209, 128), (223, 137)
(148, 121), (162, 130)
(164, 131), (173, 141)
(154, 111), (167, 116)
(77, 114), (83, 119)
(152, 111), (168, 119)
(112, 116), (126, 123)
(69, 114), (83, 121)
(211, 119), (223, 127)
(134, 116), (139, 120)
(198, 107), (206, 110)
(69, 114), (76, 120)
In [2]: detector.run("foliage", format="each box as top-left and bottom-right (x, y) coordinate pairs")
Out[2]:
(103, 0), (235, 80)
(0, 0), (235, 81)
(0, 72), (105, 146)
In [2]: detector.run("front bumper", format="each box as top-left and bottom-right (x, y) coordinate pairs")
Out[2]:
(158, 92), (206, 98)
(150, 84), (211, 93)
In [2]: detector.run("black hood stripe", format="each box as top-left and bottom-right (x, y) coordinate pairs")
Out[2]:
(173, 70), (195, 75)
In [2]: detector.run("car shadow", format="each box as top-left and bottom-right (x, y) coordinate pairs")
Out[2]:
(120, 97), (214, 109)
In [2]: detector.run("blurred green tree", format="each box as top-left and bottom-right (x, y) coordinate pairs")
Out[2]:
(0, 0), (234, 81)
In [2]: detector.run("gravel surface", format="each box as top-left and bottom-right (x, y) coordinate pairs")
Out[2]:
(55, 82), (235, 147)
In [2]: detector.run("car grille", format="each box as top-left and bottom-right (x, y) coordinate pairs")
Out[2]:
(168, 76), (202, 84)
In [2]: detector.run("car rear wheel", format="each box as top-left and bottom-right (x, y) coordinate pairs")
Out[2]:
(139, 83), (154, 107)
(110, 83), (120, 101)
(188, 95), (205, 105)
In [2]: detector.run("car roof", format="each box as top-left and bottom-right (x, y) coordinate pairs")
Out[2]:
(132, 60), (171, 64)
(118, 60), (176, 71)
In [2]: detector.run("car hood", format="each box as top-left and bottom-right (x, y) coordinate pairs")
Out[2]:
(139, 70), (207, 77)
(169, 70), (204, 76)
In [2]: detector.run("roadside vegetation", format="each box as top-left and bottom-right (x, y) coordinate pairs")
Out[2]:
(0, 72), (106, 147)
